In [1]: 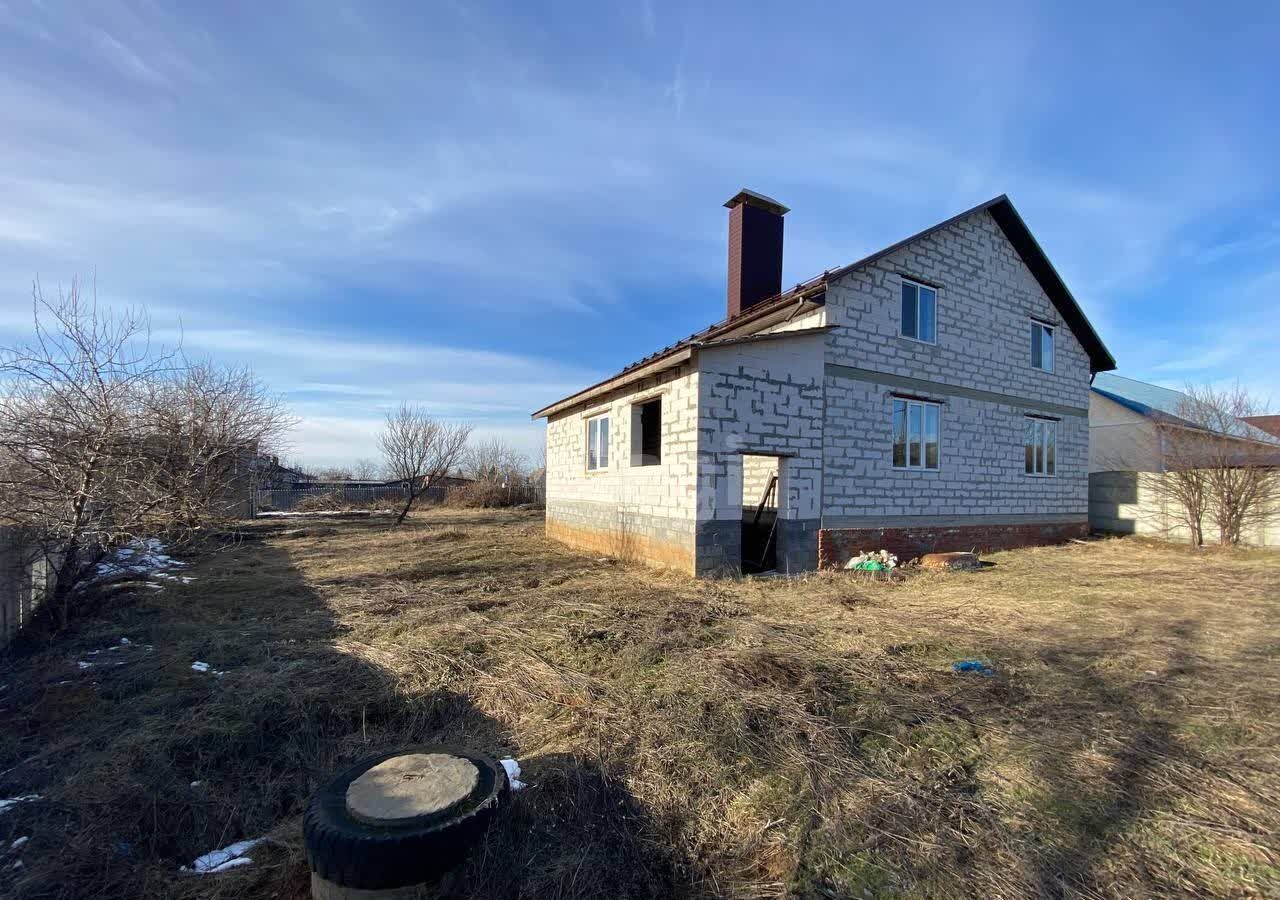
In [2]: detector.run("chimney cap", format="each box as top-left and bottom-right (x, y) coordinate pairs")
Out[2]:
(724, 188), (789, 216)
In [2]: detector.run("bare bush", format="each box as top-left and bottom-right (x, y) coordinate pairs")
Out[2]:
(1152, 383), (1280, 545)
(351, 457), (384, 480)
(451, 437), (542, 507)
(377, 403), (471, 524)
(0, 279), (292, 624)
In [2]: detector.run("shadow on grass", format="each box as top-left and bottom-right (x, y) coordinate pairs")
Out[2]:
(1026, 619), (1206, 899)
(0, 530), (693, 900)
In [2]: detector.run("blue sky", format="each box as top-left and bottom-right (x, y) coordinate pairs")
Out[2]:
(2, 1), (1278, 467)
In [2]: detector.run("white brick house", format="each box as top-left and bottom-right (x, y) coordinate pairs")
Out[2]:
(533, 192), (1115, 576)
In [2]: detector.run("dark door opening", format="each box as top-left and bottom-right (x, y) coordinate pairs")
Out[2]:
(741, 455), (779, 574)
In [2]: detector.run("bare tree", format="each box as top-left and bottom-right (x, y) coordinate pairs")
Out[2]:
(144, 360), (293, 528)
(464, 437), (528, 482)
(1162, 383), (1280, 545)
(0, 279), (293, 625)
(377, 403), (471, 524)
(351, 457), (384, 480)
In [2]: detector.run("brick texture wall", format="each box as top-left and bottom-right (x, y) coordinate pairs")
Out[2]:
(817, 520), (1089, 568)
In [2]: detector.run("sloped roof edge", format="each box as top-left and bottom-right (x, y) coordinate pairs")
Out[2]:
(827, 194), (1115, 374)
(531, 193), (1117, 419)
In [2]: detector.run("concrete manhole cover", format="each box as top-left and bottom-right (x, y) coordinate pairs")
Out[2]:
(345, 753), (480, 824)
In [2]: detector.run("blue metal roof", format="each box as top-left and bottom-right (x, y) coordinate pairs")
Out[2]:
(1092, 373), (1280, 444)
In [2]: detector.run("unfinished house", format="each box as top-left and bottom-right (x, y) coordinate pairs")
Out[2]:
(533, 191), (1116, 575)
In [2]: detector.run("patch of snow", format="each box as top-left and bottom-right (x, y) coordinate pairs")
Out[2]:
(92, 538), (188, 587)
(500, 757), (526, 791)
(119, 637), (131, 646)
(183, 837), (263, 874)
(0, 795), (40, 814)
(190, 781), (201, 788)
(77, 661), (94, 670)
(190, 662), (226, 676)
(10, 859), (22, 870)
(10, 836), (29, 850)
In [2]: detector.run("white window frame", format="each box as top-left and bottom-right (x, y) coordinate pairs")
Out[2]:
(900, 278), (938, 344)
(585, 413), (610, 471)
(892, 398), (941, 471)
(1031, 320), (1054, 372)
(1024, 417), (1057, 477)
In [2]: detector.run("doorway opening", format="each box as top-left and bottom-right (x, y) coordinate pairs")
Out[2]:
(741, 454), (780, 574)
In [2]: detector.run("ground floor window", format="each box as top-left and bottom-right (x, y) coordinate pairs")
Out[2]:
(1025, 417), (1057, 475)
(892, 398), (940, 470)
(586, 414), (609, 470)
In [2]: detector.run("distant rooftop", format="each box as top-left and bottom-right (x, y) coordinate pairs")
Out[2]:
(1092, 373), (1280, 444)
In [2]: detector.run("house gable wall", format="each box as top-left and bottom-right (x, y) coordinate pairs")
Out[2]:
(819, 208), (1091, 540)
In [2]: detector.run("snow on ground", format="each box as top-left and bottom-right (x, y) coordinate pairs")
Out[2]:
(0, 796), (40, 815)
(190, 661), (226, 677)
(257, 509), (394, 518)
(500, 757), (527, 791)
(76, 638), (153, 672)
(10, 836), (28, 850)
(92, 538), (196, 587)
(182, 837), (263, 874)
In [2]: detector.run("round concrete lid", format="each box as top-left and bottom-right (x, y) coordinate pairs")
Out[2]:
(345, 753), (480, 825)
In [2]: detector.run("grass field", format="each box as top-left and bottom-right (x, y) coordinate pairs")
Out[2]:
(1, 509), (1277, 899)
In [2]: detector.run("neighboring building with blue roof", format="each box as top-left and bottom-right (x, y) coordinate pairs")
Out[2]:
(1090, 373), (1280, 472)
(1089, 373), (1279, 546)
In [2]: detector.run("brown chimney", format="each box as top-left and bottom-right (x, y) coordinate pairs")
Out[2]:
(725, 189), (788, 318)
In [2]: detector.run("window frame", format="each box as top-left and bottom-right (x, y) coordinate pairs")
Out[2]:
(1024, 416), (1057, 477)
(1031, 320), (1055, 373)
(585, 412), (610, 472)
(899, 278), (938, 345)
(630, 397), (662, 467)
(892, 397), (942, 471)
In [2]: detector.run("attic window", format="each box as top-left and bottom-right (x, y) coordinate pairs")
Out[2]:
(1031, 321), (1054, 372)
(631, 398), (661, 466)
(900, 279), (937, 343)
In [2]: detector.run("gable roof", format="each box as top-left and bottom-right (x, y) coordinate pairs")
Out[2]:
(532, 194), (1115, 419)
(1092, 373), (1280, 445)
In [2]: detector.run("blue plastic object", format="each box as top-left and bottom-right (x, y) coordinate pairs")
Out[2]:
(952, 659), (995, 677)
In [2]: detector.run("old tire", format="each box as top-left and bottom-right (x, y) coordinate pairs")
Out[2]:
(303, 747), (509, 890)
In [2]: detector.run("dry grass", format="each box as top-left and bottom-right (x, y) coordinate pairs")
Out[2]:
(1, 509), (1278, 899)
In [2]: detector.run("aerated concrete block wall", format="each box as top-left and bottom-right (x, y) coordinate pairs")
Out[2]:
(544, 365), (702, 573)
(818, 209), (1091, 563)
(695, 333), (826, 575)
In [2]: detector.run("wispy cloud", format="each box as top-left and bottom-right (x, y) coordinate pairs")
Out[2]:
(1, 0), (1278, 464)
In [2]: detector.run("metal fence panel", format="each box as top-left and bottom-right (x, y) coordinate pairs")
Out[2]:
(254, 484), (410, 514)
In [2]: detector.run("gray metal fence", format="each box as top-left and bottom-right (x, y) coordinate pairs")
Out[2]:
(254, 484), (412, 514)
(0, 528), (52, 650)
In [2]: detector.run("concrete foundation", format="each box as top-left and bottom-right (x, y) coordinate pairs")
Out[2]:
(818, 520), (1088, 568)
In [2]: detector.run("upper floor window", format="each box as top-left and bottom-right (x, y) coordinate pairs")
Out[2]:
(893, 398), (940, 470)
(1024, 417), (1056, 476)
(630, 398), (661, 466)
(1031, 321), (1054, 372)
(900, 279), (937, 343)
(586, 414), (610, 471)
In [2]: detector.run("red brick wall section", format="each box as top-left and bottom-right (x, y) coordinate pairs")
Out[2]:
(817, 521), (1088, 568)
